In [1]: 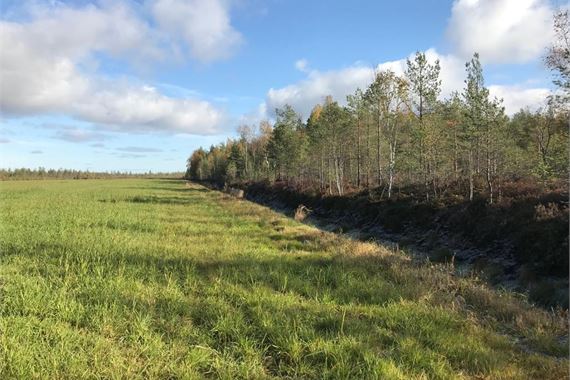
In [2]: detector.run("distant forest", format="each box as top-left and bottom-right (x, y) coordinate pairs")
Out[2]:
(0, 168), (183, 180)
(186, 12), (569, 203)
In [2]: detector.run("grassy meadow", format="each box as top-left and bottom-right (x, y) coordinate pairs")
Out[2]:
(0, 179), (568, 379)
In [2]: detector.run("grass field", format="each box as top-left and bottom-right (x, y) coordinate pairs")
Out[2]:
(0, 179), (568, 379)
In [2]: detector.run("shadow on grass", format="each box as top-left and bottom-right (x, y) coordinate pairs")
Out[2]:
(144, 186), (211, 193)
(128, 195), (198, 205)
(98, 194), (206, 206)
(70, 251), (544, 376)
(111, 250), (424, 309)
(4, 231), (567, 379)
(144, 178), (186, 184)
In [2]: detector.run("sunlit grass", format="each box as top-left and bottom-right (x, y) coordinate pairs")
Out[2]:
(0, 179), (567, 379)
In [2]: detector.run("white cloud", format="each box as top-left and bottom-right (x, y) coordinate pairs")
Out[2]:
(0, 1), (231, 134)
(4, 0), (241, 64)
(295, 59), (309, 73)
(264, 48), (550, 120)
(3, 2), (166, 65)
(266, 49), (466, 119)
(447, 0), (554, 63)
(238, 102), (269, 125)
(489, 85), (550, 114)
(151, 0), (242, 62)
(266, 65), (375, 119)
(376, 49), (465, 98)
(74, 84), (224, 133)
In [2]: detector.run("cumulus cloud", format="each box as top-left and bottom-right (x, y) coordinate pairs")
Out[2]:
(265, 48), (551, 119)
(3, 0), (240, 63)
(0, 0), (237, 134)
(151, 0), (242, 62)
(0, 137), (10, 143)
(0, 22), (90, 115)
(447, 0), (554, 63)
(266, 49), (466, 119)
(9, 2), (164, 63)
(72, 84), (225, 134)
(266, 65), (375, 118)
(238, 102), (269, 125)
(488, 85), (550, 114)
(376, 49), (465, 98)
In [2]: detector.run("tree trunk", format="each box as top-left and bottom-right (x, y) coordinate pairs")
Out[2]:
(468, 149), (474, 201)
(357, 117), (361, 188)
(388, 142), (395, 198)
(476, 138), (481, 174)
(244, 144), (248, 178)
(377, 111), (382, 186)
(486, 134), (493, 204)
(320, 153), (324, 192)
(366, 114), (371, 188)
(453, 127), (458, 181)
(432, 157), (438, 199)
(328, 158), (332, 195)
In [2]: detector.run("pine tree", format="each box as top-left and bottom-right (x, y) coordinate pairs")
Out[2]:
(405, 51), (441, 198)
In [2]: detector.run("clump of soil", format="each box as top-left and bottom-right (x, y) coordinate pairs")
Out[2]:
(294, 205), (312, 221)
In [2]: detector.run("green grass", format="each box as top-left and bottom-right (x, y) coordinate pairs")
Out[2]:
(0, 179), (567, 379)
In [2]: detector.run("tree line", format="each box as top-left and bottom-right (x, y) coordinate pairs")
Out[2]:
(187, 13), (569, 203)
(0, 168), (184, 180)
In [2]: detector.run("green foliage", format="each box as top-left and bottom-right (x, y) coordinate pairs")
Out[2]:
(187, 148), (207, 180)
(267, 105), (308, 182)
(462, 53), (488, 145)
(228, 143), (246, 180)
(406, 51), (441, 116)
(187, 49), (568, 201)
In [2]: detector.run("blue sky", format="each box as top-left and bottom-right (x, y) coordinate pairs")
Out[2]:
(0, 0), (564, 172)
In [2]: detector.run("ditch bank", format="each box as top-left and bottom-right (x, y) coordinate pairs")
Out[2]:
(203, 180), (569, 308)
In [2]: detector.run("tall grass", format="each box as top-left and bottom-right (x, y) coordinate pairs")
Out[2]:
(0, 179), (567, 379)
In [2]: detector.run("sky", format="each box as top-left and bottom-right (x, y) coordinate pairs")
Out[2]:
(0, 0), (566, 172)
